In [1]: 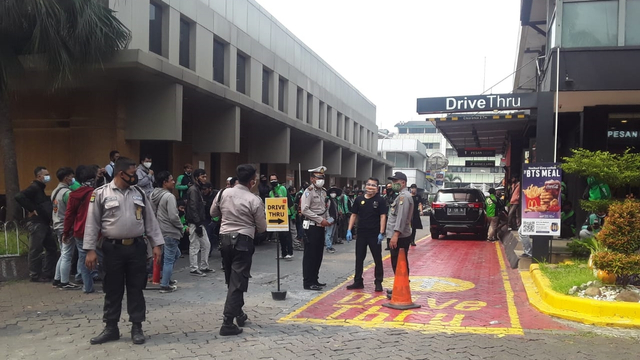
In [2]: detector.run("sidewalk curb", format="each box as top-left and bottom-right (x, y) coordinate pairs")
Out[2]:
(521, 264), (640, 328)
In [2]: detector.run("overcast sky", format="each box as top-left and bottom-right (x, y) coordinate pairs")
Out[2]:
(255, 0), (522, 132)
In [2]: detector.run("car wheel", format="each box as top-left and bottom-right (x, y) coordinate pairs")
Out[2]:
(430, 230), (440, 240)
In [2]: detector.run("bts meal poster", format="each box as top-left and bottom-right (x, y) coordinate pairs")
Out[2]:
(520, 163), (562, 236)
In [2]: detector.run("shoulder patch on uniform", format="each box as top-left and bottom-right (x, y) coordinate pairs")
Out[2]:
(399, 196), (404, 201)
(305, 191), (309, 197)
(90, 192), (96, 203)
(133, 195), (143, 201)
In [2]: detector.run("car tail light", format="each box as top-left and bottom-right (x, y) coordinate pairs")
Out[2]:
(432, 202), (445, 209)
(468, 202), (484, 209)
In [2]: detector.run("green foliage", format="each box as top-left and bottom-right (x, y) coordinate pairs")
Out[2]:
(579, 199), (615, 214)
(561, 148), (640, 188)
(539, 260), (597, 294)
(596, 198), (640, 254)
(0, 0), (132, 94)
(567, 239), (591, 258)
(0, 228), (29, 256)
(592, 251), (640, 286)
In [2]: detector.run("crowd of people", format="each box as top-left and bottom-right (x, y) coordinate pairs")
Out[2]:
(14, 146), (429, 342)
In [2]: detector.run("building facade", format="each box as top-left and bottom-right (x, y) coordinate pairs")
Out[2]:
(0, 0), (390, 198)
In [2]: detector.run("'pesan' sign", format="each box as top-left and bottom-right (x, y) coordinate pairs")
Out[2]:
(417, 93), (538, 114)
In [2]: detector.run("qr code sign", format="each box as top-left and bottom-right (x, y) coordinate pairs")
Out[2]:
(522, 221), (535, 234)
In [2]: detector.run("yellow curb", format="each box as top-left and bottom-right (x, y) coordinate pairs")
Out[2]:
(522, 264), (640, 328)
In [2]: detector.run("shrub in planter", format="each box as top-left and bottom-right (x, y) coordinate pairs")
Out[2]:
(596, 198), (640, 254)
(592, 251), (640, 286)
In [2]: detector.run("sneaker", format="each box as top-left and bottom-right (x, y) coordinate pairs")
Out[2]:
(326, 247), (336, 254)
(284, 254), (293, 260)
(159, 285), (178, 293)
(519, 253), (532, 258)
(169, 280), (178, 286)
(190, 270), (207, 277)
(59, 282), (81, 290)
(52, 279), (61, 288)
(200, 268), (215, 273)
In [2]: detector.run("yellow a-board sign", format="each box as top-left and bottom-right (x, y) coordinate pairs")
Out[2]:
(265, 197), (289, 231)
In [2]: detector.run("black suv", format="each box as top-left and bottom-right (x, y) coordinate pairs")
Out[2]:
(429, 188), (487, 239)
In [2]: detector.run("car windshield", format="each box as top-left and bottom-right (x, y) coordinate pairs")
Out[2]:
(436, 192), (481, 202)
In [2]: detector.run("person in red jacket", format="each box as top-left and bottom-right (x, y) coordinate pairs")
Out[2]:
(63, 165), (103, 293)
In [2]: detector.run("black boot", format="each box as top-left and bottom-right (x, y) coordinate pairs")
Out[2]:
(90, 322), (120, 345)
(131, 322), (145, 345)
(236, 312), (249, 327)
(219, 316), (243, 336)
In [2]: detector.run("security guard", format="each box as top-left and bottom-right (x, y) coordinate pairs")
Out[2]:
(210, 164), (267, 336)
(386, 172), (414, 278)
(300, 166), (330, 291)
(84, 157), (164, 345)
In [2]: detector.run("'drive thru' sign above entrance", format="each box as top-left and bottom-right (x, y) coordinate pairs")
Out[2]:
(265, 197), (289, 232)
(417, 93), (538, 114)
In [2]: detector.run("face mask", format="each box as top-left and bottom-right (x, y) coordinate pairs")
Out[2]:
(315, 179), (324, 188)
(270, 181), (279, 187)
(43, 175), (51, 183)
(330, 193), (337, 198)
(392, 183), (401, 192)
(122, 172), (138, 186)
(143, 162), (152, 169)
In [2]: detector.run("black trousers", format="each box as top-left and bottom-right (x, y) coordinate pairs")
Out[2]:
(221, 237), (255, 319)
(354, 230), (383, 285)
(390, 236), (412, 275)
(26, 222), (58, 279)
(278, 231), (293, 257)
(410, 228), (417, 244)
(102, 239), (147, 324)
(302, 226), (325, 287)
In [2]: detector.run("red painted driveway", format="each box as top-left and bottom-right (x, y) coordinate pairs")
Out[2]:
(281, 234), (570, 335)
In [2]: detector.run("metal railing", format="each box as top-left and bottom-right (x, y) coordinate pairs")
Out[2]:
(1, 220), (26, 258)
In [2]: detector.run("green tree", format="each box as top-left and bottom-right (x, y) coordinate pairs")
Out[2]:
(0, 0), (130, 221)
(445, 173), (462, 188)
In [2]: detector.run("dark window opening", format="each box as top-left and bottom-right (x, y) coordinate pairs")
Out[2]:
(236, 54), (247, 94)
(262, 68), (270, 105)
(213, 39), (225, 84)
(278, 77), (286, 112)
(179, 19), (190, 68)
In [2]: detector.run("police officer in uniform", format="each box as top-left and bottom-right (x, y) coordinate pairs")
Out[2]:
(84, 157), (164, 345)
(210, 164), (267, 336)
(300, 166), (330, 291)
(386, 172), (414, 277)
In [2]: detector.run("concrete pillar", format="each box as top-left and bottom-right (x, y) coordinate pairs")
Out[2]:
(167, 8), (181, 66)
(249, 57), (262, 103)
(192, 105), (240, 153)
(195, 24), (214, 80)
(341, 150), (357, 178)
(373, 162), (386, 183)
(323, 143), (342, 176)
(291, 135), (323, 172)
(356, 155), (373, 182)
(247, 122), (290, 164)
(125, 83), (183, 141)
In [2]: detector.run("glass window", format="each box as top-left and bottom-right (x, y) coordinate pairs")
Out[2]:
(262, 68), (270, 105)
(318, 101), (325, 130)
(398, 128), (408, 134)
(236, 54), (246, 94)
(326, 106), (332, 132)
(562, 1), (618, 48)
(296, 87), (303, 120)
(149, 3), (162, 56)
(278, 77), (286, 112)
(436, 191), (481, 202)
(409, 128), (424, 134)
(307, 94), (313, 124)
(179, 19), (190, 68)
(626, 0), (640, 45)
(425, 127), (437, 133)
(213, 40), (225, 84)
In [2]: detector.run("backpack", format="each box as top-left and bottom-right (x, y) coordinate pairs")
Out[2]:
(584, 176), (611, 201)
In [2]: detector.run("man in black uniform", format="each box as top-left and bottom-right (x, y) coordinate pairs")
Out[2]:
(345, 177), (387, 292)
(84, 158), (164, 345)
(210, 164), (267, 336)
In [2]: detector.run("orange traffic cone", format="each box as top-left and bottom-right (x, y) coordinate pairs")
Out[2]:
(382, 248), (421, 310)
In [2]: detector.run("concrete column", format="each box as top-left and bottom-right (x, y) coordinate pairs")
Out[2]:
(310, 97), (320, 128)
(195, 24), (213, 80)
(356, 155), (373, 182)
(228, 46), (238, 91)
(323, 143), (342, 175)
(341, 150), (357, 178)
(125, 83), (182, 141)
(249, 57), (262, 102)
(290, 135), (323, 172)
(247, 122), (290, 164)
(269, 71), (278, 108)
(192, 105), (240, 153)
(302, 91), (309, 124)
(110, 0), (149, 52)
(373, 162), (386, 182)
(167, 8), (181, 66)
